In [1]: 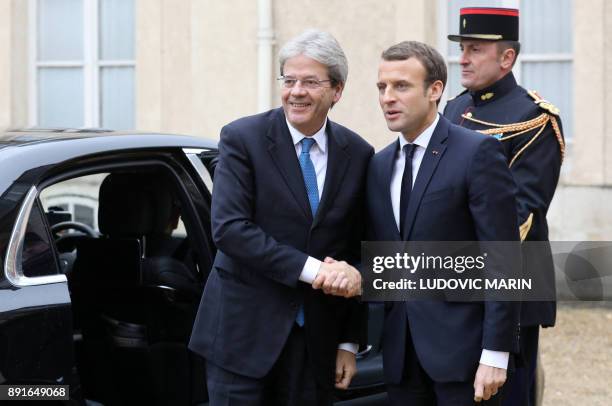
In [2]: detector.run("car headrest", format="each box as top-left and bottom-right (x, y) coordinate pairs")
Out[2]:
(98, 173), (175, 237)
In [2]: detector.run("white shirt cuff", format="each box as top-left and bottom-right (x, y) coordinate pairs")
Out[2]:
(479, 349), (509, 369)
(338, 343), (358, 354)
(299, 256), (321, 284)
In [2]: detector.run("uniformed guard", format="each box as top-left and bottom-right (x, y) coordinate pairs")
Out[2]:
(443, 7), (564, 406)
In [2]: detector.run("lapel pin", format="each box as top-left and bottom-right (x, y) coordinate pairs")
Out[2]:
(432, 150), (439, 155)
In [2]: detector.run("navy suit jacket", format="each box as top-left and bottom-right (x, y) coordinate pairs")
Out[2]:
(366, 115), (520, 384)
(189, 108), (373, 388)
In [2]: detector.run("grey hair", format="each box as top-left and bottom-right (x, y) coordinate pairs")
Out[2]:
(279, 29), (348, 85)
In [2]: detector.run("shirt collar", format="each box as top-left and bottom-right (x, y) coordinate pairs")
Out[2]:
(470, 71), (517, 106)
(287, 119), (328, 154)
(398, 113), (439, 152)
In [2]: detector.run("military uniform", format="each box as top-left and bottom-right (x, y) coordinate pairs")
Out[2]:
(444, 72), (563, 326)
(445, 7), (565, 406)
(444, 71), (564, 406)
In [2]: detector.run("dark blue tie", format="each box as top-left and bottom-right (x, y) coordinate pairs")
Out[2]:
(400, 143), (417, 234)
(296, 137), (319, 326)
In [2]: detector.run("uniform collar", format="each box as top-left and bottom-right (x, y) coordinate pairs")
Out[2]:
(470, 71), (517, 106)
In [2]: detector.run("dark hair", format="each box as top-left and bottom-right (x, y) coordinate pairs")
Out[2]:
(381, 41), (447, 95)
(496, 41), (521, 67)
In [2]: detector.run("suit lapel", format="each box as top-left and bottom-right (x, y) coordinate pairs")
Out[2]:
(379, 141), (401, 240)
(266, 109), (312, 220)
(312, 121), (350, 228)
(402, 117), (449, 240)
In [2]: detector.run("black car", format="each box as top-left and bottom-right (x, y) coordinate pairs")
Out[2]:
(0, 129), (386, 405)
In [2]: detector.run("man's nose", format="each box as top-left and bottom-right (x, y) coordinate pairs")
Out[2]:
(459, 50), (469, 65)
(381, 88), (396, 104)
(290, 81), (308, 95)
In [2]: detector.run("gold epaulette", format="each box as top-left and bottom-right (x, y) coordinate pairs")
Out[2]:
(527, 90), (565, 163)
(460, 95), (566, 166)
(528, 90), (560, 116)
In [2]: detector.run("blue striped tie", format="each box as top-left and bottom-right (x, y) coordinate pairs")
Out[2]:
(300, 138), (319, 216)
(296, 137), (319, 326)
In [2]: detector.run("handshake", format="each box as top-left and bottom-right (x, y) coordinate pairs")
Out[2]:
(312, 257), (362, 298)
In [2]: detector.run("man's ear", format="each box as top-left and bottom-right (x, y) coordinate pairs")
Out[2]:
(329, 83), (344, 109)
(332, 83), (344, 104)
(429, 80), (444, 103)
(500, 48), (516, 70)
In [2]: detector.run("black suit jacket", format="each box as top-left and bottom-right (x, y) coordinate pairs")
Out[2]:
(366, 116), (520, 384)
(189, 108), (374, 388)
(443, 73), (562, 327)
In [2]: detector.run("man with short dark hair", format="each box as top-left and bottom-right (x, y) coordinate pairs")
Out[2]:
(189, 29), (373, 406)
(444, 8), (564, 406)
(368, 40), (520, 405)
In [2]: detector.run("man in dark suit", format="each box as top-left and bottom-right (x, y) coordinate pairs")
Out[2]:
(443, 8), (564, 406)
(367, 41), (520, 405)
(189, 29), (374, 406)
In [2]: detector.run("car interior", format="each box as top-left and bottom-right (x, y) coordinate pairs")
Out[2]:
(39, 166), (212, 406)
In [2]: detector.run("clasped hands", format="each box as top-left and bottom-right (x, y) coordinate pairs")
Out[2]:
(312, 257), (362, 298)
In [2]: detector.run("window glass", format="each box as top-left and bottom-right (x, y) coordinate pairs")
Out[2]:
(100, 67), (135, 130)
(38, 67), (84, 128)
(37, 0), (83, 60)
(99, 0), (135, 60)
(40, 174), (106, 232)
(521, 0), (572, 54)
(22, 201), (59, 278)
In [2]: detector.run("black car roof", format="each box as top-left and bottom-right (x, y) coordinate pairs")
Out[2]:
(0, 128), (217, 150)
(0, 129), (217, 195)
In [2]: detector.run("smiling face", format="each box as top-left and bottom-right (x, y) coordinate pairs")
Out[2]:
(459, 40), (507, 91)
(281, 54), (343, 136)
(377, 57), (442, 142)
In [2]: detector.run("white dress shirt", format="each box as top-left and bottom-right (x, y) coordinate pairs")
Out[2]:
(286, 119), (357, 355)
(286, 119), (328, 285)
(390, 114), (439, 230)
(389, 114), (508, 370)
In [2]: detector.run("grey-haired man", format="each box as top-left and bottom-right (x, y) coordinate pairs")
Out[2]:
(189, 29), (373, 405)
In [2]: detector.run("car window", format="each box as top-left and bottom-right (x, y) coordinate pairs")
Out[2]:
(22, 200), (60, 278)
(40, 173), (188, 237)
(40, 173), (108, 230)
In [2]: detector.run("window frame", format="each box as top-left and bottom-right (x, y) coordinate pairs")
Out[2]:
(21, 197), (63, 278)
(28, 0), (136, 128)
(4, 185), (67, 287)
